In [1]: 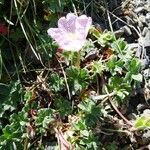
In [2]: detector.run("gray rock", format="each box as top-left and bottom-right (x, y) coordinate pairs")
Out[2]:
(44, 142), (57, 150)
(134, 7), (145, 13)
(144, 28), (150, 48)
(143, 130), (150, 139)
(145, 13), (150, 22)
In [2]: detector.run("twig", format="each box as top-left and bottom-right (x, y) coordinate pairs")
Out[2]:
(24, 137), (28, 150)
(108, 11), (141, 38)
(101, 128), (131, 134)
(57, 58), (71, 101)
(28, 135), (42, 149)
(106, 10), (114, 33)
(13, 0), (39, 60)
(104, 86), (133, 127)
(54, 127), (71, 150)
(92, 91), (116, 101)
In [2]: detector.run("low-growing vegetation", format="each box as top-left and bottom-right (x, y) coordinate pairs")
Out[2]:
(0, 0), (149, 149)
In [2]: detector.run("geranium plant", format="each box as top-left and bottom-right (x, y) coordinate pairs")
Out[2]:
(47, 13), (92, 67)
(0, 2), (146, 149)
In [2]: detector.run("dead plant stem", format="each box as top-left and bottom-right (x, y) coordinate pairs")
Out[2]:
(104, 86), (133, 127)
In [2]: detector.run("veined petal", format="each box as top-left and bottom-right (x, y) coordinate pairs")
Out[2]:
(76, 15), (92, 38)
(76, 15), (92, 29)
(66, 13), (77, 20)
(58, 13), (77, 32)
(47, 28), (61, 39)
(47, 28), (67, 45)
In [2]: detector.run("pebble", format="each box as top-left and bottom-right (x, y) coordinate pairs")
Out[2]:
(134, 7), (145, 13)
(123, 25), (132, 35)
(143, 68), (150, 78)
(143, 109), (150, 117)
(142, 27), (148, 36)
(145, 13), (150, 22)
(143, 130), (150, 139)
(139, 15), (146, 23)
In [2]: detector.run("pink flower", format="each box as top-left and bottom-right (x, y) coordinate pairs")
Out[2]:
(47, 13), (92, 51)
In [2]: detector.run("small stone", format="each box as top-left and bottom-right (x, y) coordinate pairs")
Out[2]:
(143, 130), (150, 139)
(137, 103), (146, 111)
(143, 69), (150, 78)
(146, 13), (150, 22)
(139, 15), (146, 23)
(143, 109), (150, 117)
(142, 27), (148, 36)
(141, 58), (149, 68)
(123, 25), (132, 35)
(144, 29), (150, 47)
(134, 7), (145, 13)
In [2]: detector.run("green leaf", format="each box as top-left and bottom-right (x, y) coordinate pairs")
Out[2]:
(54, 98), (72, 117)
(78, 99), (101, 127)
(80, 130), (89, 137)
(126, 58), (141, 74)
(124, 58), (141, 82)
(66, 66), (90, 94)
(111, 38), (128, 54)
(91, 61), (105, 75)
(106, 56), (124, 75)
(116, 91), (126, 99)
(134, 116), (150, 130)
(48, 73), (64, 92)
(78, 99), (95, 113)
(132, 74), (143, 82)
(35, 108), (54, 130)
(108, 76), (131, 92)
(97, 31), (115, 46)
(24, 91), (32, 101)
(73, 120), (86, 131)
(89, 26), (101, 38)
(0, 80), (23, 117)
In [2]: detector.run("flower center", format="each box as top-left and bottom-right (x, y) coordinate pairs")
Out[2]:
(68, 32), (77, 40)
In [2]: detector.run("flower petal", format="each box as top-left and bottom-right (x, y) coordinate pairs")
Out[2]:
(58, 13), (77, 32)
(59, 38), (85, 51)
(47, 28), (66, 44)
(47, 28), (60, 36)
(76, 15), (92, 39)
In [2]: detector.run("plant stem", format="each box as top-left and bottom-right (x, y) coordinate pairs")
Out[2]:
(75, 51), (80, 68)
(104, 86), (133, 127)
(101, 128), (130, 134)
(108, 97), (133, 126)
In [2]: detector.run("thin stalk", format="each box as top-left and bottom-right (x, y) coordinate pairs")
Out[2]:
(57, 58), (71, 100)
(101, 128), (131, 134)
(104, 86), (133, 127)
(13, 0), (39, 60)
(75, 51), (80, 68)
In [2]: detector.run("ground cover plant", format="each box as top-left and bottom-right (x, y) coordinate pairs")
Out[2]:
(0, 0), (150, 149)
